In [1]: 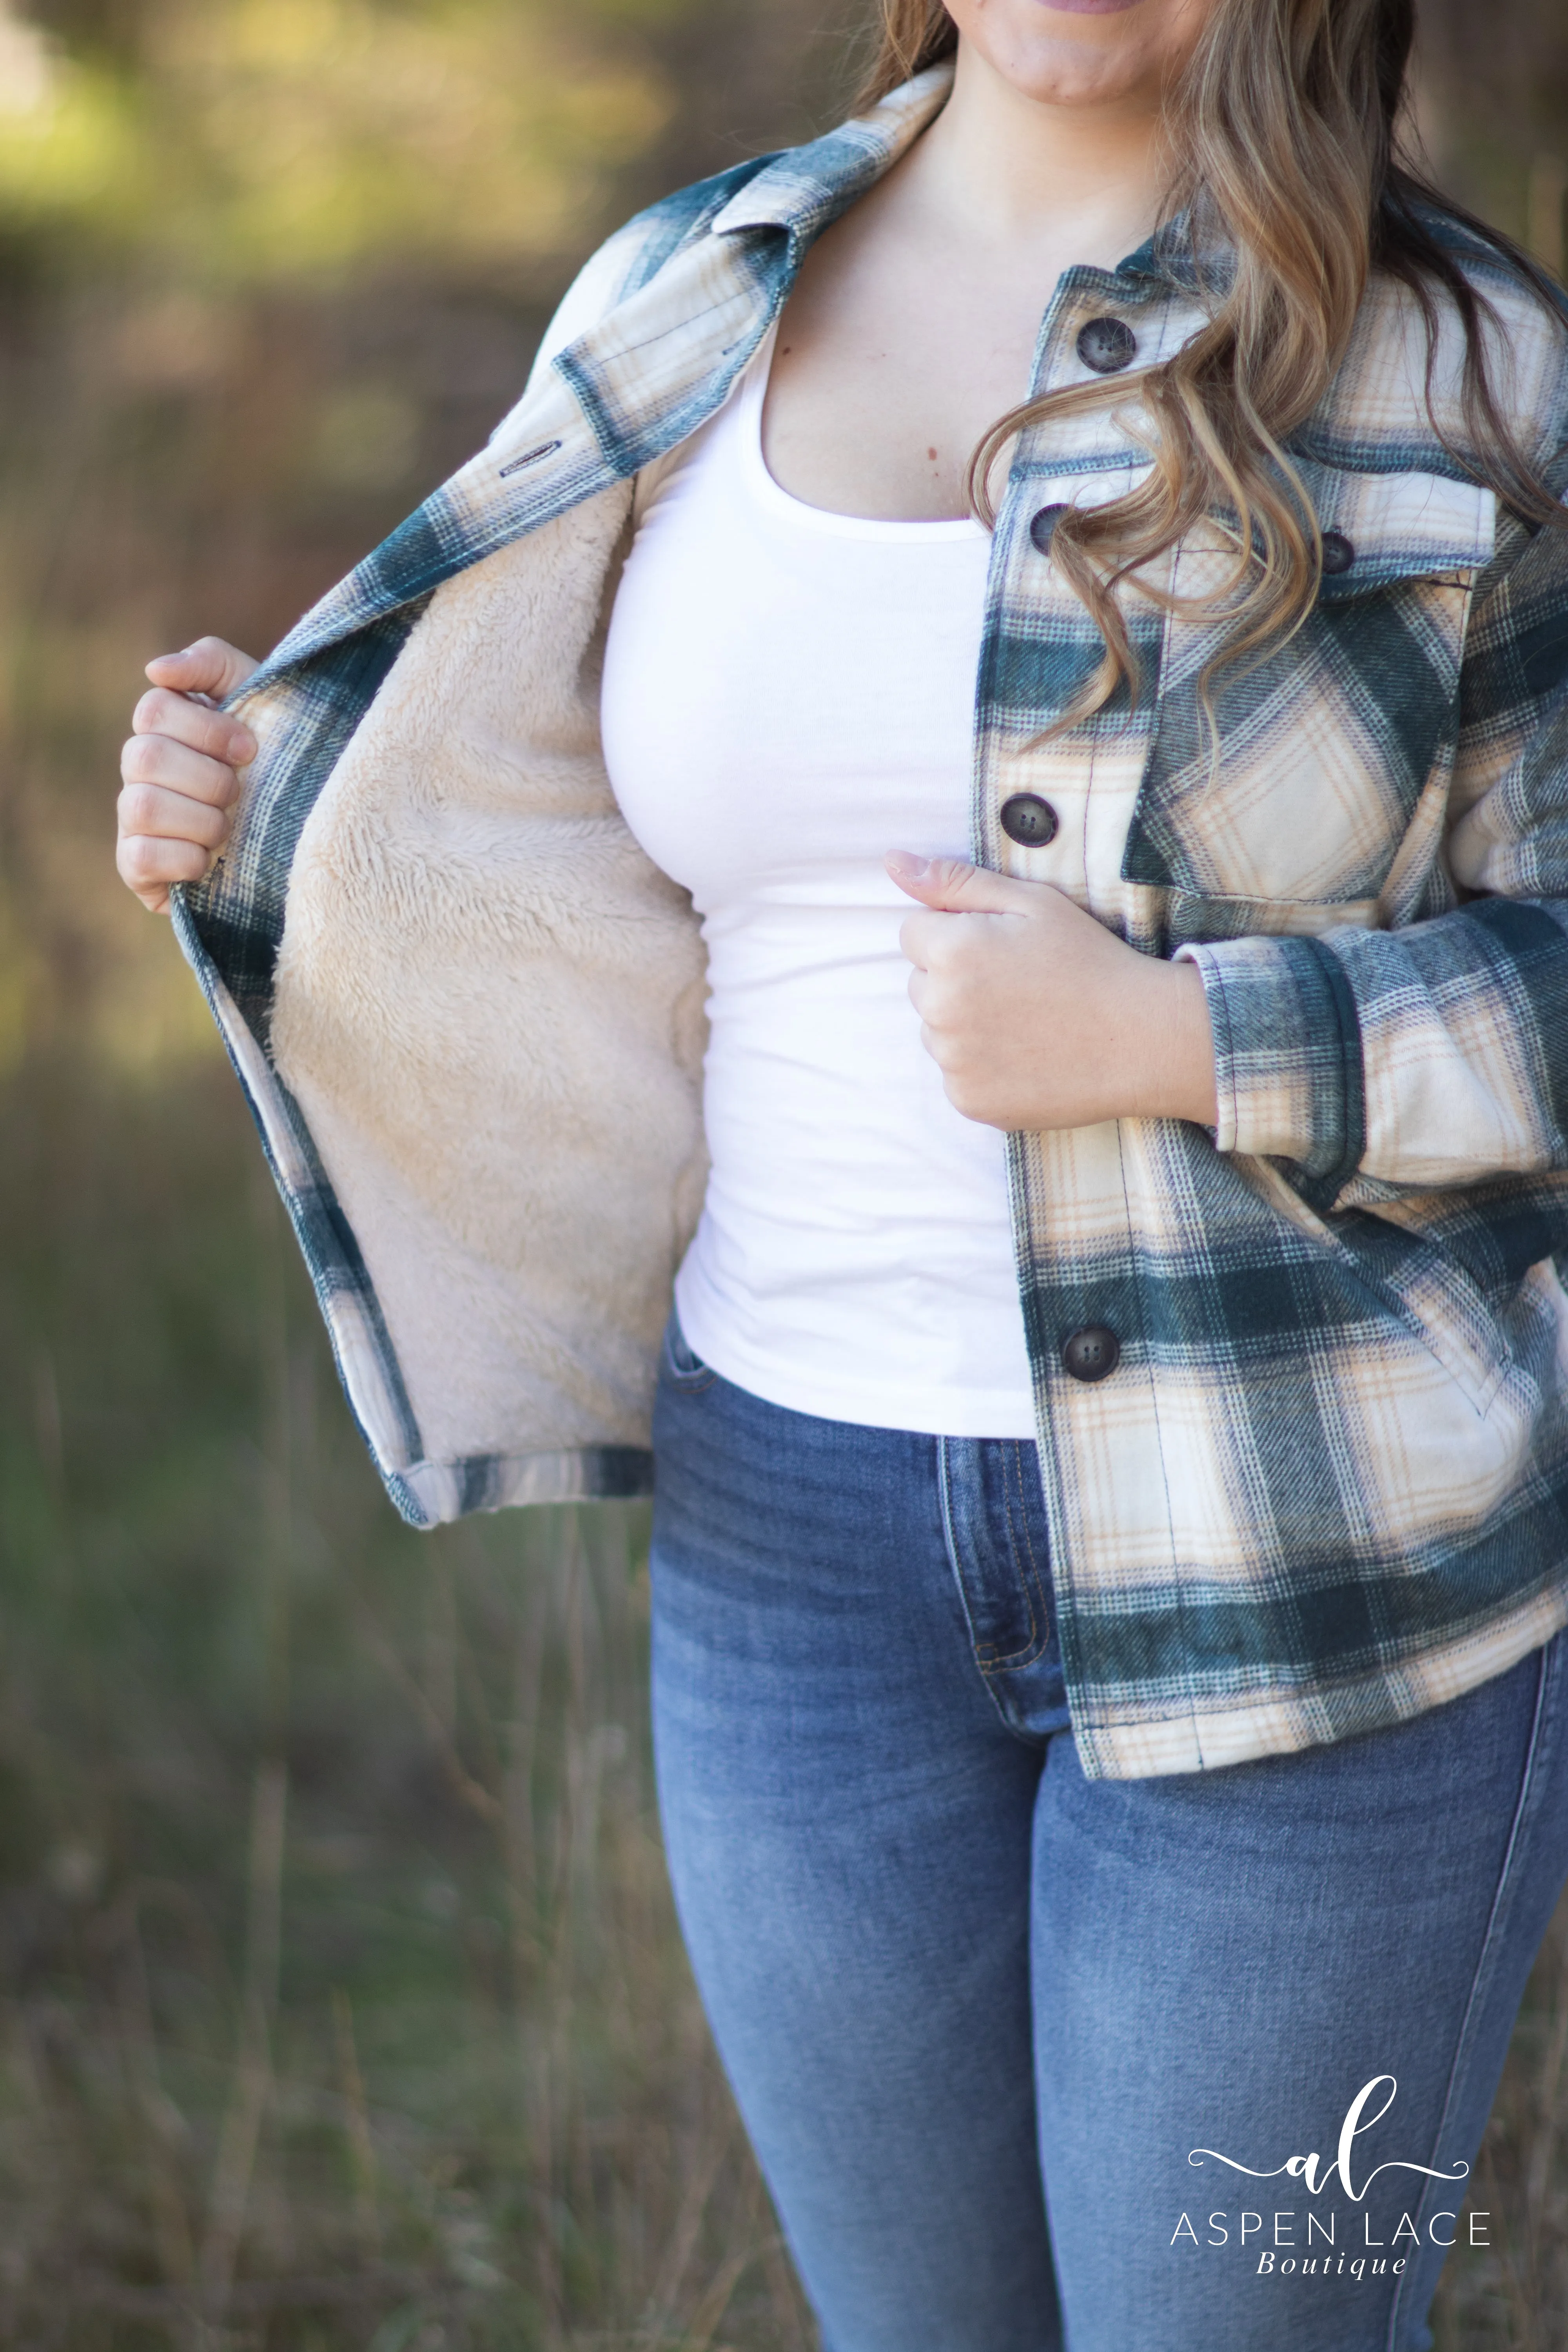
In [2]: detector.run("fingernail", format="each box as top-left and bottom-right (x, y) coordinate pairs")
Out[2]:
(885, 850), (929, 882)
(230, 731), (256, 762)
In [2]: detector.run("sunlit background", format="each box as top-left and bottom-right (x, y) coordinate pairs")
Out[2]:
(0, 2), (1566, 2345)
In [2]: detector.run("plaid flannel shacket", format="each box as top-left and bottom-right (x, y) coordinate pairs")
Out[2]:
(174, 67), (1568, 1779)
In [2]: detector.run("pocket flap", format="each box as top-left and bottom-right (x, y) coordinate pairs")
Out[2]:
(1123, 466), (1496, 906)
(1302, 465), (1497, 599)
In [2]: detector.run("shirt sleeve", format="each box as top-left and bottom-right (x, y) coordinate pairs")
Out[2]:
(1177, 485), (1568, 1210)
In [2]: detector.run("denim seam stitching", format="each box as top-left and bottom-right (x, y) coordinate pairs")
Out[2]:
(988, 1439), (1051, 1675)
(973, 1443), (1047, 1672)
(938, 1441), (1043, 1677)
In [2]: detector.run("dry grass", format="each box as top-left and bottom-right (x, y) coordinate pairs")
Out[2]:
(0, 1064), (818, 2352)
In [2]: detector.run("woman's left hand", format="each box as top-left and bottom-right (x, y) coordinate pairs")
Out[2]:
(887, 851), (1219, 1134)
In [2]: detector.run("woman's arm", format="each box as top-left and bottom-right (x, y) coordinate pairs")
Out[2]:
(115, 166), (763, 923)
(114, 222), (650, 919)
(891, 495), (1568, 1186)
(1176, 506), (1568, 1207)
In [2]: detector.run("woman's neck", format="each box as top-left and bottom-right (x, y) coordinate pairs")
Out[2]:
(907, 38), (1173, 267)
(759, 35), (1179, 522)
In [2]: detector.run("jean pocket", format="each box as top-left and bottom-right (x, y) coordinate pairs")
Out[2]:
(662, 1308), (717, 1394)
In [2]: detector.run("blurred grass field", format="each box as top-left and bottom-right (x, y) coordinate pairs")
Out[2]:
(3, 0), (1568, 2343)
(1, 1057), (817, 2350)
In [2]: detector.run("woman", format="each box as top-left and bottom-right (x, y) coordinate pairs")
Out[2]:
(114, 1), (1568, 2345)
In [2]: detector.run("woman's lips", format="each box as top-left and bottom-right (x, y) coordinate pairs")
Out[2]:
(1035, 0), (1147, 13)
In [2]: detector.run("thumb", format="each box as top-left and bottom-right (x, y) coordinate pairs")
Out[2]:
(145, 635), (260, 705)
(885, 850), (1040, 916)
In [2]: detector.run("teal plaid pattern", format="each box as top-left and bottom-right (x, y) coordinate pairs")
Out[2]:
(174, 67), (1568, 1776)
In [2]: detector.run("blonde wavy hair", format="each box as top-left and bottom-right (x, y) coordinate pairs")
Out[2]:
(862, 0), (1568, 727)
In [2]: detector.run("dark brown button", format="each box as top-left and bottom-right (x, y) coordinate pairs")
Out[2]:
(1000, 794), (1059, 848)
(1077, 317), (1138, 374)
(1063, 1325), (1121, 1383)
(1320, 530), (1356, 576)
(1030, 503), (1068, 555)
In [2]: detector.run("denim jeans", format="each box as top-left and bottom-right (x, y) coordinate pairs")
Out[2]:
(648, 1314), (1568, 2352)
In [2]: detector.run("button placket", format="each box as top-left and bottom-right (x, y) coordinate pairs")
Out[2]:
(983, 278), (1162, 882)
(1024, 265), (1151, 408)
(992, 456), (1072, 869)
(995, 459), (1110, 877)
(1076, 315), (1139, 375)
(1000, 793), (1060, 848)
(1030, 503), (1068, 554)
(1063, 1326), (1121, 1383)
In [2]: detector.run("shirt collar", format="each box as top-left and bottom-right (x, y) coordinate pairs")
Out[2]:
(1114, 212), (1230, 296)
(708, 64), (1222, 303)
(708, 63), (956, 246)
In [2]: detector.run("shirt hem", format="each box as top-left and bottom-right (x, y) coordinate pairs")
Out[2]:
(674, 1279), (1040, 1441)
(1071, 1582), (1568, 1780)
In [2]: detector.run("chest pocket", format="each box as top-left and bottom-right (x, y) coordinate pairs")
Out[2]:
(1122, 468), (1497, 933)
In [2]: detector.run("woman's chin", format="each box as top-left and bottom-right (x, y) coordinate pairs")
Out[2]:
(944, 0), (1218, 112)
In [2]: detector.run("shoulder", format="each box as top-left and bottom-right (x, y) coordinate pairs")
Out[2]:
(515, 64), (954, 402)
(1307, 201), (1568, 484)
(519, 155), (784, 394)
(503, 67), (953, 421)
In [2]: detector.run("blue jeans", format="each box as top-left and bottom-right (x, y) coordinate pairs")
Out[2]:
(648, 1316), (1568, 2352)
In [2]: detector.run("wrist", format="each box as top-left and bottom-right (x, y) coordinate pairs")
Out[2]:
(1129, 957), (1218, 1127)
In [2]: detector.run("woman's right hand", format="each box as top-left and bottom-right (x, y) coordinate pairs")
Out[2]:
(117, 638), (261, 914)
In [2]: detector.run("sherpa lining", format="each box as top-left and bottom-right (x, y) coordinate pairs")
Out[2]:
(269, 479), (710, 1469)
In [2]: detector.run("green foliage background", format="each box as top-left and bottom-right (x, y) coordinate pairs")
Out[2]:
(0, 1), (1566, 2343)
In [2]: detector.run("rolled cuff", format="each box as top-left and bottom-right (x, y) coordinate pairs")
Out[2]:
(1174, 934), (1365, 1195)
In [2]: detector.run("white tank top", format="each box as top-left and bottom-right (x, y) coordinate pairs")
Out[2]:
(600, 325), (1037, 1439)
